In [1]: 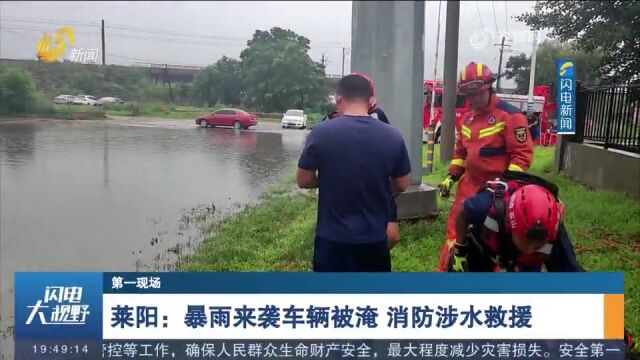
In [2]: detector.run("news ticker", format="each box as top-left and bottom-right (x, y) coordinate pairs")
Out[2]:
(14, 272), (626, 359)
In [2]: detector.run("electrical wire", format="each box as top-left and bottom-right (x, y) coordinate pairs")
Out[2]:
(1, 16), (346, 49)
(491, 0), (500, 33)
(504, 1), (509, 33)
(475, 1), (486, 33)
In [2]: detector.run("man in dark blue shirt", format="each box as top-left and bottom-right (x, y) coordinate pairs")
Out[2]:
(297, 74), (411, 272)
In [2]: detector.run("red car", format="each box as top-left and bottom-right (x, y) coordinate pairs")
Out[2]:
(196, 108), (258, 130)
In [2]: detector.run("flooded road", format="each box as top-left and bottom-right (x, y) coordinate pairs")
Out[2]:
(0, 117), (307, 358)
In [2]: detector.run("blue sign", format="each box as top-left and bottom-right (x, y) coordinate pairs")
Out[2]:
(13, 272), (627, 359)
(556, 59), (576, 134)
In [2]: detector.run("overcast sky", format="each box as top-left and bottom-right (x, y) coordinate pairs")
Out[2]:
(0, 1), (547, 88)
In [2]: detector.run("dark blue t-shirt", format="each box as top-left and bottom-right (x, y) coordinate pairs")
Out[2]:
(298, 115), (411, 244)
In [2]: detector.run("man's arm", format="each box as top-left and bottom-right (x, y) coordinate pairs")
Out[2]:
(297, 129), (321, 189)
(296, 168), (318, 189)
(390, 175), (409, 193)
(505, 112), (534, 172)
(390, 136), (412, 193)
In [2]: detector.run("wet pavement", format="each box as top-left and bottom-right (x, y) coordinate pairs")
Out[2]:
(0, 116), (308, 358)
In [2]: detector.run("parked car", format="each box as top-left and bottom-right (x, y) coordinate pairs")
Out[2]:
(281, 109), (307, 129)
(72, 95), (97, 106)
(96, 97), (126, 106)
(53, 94), (75, 104)
(195, 109), (258, 130)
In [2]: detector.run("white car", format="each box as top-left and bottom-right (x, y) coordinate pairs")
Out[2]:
(281, 109), (307, 129)
(72, 95), (97, 106)
(96, 97), (126, 106)
(53, 94), (75, 104)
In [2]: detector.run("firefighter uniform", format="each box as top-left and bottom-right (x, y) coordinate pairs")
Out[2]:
(437, 95), (534, 271)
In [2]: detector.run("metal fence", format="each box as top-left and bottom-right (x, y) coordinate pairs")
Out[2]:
(578, 84), (640, 154)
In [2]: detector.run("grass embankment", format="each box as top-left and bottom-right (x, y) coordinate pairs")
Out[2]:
(53, 103), (324, 123)
(178, 146), (640, 330)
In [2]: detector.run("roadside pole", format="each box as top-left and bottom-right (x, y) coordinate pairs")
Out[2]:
(526, 0), (540, 114)
(101, 19), (106, 65)
(352, 1), (436, 219)
(425, 0), (443, 175)
(440, 0), (460, 163)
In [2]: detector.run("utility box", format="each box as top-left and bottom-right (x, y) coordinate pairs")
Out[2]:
(396, 184), (438, 220)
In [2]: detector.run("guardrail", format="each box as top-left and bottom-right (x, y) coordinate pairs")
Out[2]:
(579, 84), (640, 154)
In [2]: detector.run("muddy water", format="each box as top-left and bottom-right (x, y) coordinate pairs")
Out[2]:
(0, 117), (307, 358)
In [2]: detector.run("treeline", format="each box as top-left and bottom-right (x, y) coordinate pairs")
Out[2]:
(0, 27), (332, 116)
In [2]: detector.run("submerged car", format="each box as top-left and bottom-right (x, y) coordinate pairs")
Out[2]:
(53, 94), (75, 104)
(96, 97), (126, 106)
(195, 108), (258, 130)
(281, 109), (307, 129)
(72, 95), (97, 106)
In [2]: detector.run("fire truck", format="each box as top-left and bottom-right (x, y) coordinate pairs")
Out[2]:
(423, 80), (557, 146)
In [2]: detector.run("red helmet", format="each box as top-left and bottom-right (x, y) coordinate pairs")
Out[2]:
(457, 62), (495, 96)
(507, 185), (563, 244)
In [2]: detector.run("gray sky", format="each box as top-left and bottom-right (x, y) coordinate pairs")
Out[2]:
(0, 1), (547, 88)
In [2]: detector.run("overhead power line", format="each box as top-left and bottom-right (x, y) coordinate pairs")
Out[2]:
(491, 0), (500, 33)
(504, 1), (509, 33)
(1, 16), (347, 49)
(475, 1), (485, 33)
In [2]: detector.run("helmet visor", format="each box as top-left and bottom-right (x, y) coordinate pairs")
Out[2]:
(458, 79), (489, 96)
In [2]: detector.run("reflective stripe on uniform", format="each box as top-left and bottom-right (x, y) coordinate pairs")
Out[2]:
(461, 66), (467, 81)
(538, 243), (553, 255)
(476, 62), (483, 77)
(478, 122), (505, 138)
(461, 125), (472, 139)
(508, 163), (525, 172)
(484, 217), (500, 232)
(451, 158), (466, 168)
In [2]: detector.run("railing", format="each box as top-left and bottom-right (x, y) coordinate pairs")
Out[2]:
(132, 62), (204, 71)
(578, 84), (640, 154)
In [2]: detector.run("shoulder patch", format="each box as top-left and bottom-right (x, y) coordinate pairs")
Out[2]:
(496, 100), (522, 115)
(514, 126), (527, 143)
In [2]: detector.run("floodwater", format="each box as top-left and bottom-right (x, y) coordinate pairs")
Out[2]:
(0, 117), (307, 358)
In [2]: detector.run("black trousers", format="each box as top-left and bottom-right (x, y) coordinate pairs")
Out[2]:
(313, 236), (391, 272)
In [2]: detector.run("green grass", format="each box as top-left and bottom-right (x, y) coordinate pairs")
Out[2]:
(178, 146), (640, 331)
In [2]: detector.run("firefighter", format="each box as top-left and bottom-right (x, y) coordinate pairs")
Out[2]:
(447, 171), (579, 273)
(436, 62), (534, 272)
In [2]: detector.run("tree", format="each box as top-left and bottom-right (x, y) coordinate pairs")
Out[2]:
(504, 40), (603, 94)
(0, 67), (37, 114)
(193, 56), (243, 107)
(240, 27), (327, 112)
(516, 1), (640, 83)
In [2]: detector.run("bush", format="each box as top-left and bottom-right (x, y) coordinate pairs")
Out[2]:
(30, 92), (59, 117)
(0, 67), (37, 115)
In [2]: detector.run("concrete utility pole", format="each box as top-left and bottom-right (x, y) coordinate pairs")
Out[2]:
(495, 36), (507, 92)
(101, 19), (106, 65)
(440, 0), (460, 163)
(527, 0), (541, 114)
(425, 0), (443, 175)
(341, 47), (348, 76)
(352, 1), (435, 219)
